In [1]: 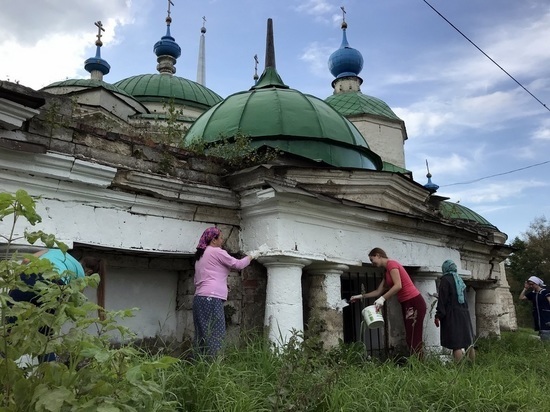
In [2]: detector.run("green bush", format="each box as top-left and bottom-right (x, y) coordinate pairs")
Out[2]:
(0, 190), (179, 411)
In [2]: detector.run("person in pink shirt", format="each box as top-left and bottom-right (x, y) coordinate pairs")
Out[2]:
(193, 227), (255, 357)
(350, 247), (426, 359)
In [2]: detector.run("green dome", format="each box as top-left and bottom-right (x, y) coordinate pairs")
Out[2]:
(439, 201), (497, 229)
(42, 79), (132, 98)
(184, 67), (382, 170)
(326, 92), (401, 120)
(113, 74), (222, 110)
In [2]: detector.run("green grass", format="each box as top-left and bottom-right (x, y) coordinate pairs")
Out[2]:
(161, 330), (549, 411)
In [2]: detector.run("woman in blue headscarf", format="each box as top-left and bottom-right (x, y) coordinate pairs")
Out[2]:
(434, 260), (476, 361)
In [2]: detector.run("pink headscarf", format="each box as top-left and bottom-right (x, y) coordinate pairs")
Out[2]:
(197, 227), (221, 250)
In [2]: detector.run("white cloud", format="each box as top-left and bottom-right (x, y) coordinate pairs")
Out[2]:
(419, 153), (472, 178)
(0, 34), (88, 88)
(394, 106), (452, 138)
(439, 180), (548, 204)
(294, 0), (334, 17)
(0, 1), (134, 89)
(532, 120), (550, 140)
(380, 6), (550, 140)
(300, 42), (334, 78)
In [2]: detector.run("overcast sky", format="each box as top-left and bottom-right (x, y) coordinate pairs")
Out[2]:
(1, 0), (549, 242)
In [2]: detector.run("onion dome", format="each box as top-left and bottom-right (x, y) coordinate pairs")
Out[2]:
(184, 18), (381, 170)
(423, 161), (439, 194)
(325, 17), (403, 125)
(328, 20), (364, 81)
(84, 54), (110, 77)
(113, 4), (221, 110)
(424, 172), (439, 193)
(154, 15), (181, 60)
(153, 4), (181, 75)
(43, 22), (120, 95)
(84, 21), (110, 80)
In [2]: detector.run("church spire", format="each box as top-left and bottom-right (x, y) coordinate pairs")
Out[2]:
(250, 18), (288, 90)
(84, 21), (110, 80)
(196, 16), (207, 85)
(153, 0), (182, 75)
(264, 18), (276, 69)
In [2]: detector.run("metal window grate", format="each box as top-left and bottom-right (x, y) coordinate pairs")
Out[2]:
(341, 268), (389, 360)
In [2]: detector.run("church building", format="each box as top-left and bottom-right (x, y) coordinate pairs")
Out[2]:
(0, 4), (517, 358)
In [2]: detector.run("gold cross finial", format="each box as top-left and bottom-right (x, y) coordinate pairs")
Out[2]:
(94, 21), (105, 46)
(341, 6), (346, 22)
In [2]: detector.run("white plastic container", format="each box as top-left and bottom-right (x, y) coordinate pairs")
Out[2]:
(362, 305), (384, 329)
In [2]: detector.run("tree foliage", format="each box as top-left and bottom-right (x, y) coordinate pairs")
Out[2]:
(506, 216), (550, 327)
(508, 216), (550, 283)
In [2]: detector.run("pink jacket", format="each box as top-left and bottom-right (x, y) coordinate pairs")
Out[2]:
(194, 246), (250, 300)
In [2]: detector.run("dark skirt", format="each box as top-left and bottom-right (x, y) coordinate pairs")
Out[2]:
(436, 275), (475, 350)
(440, 306), (474, 350)
(193, 295), (226, 357)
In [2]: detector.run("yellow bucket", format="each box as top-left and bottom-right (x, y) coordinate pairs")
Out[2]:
(362, 305), (384, 329)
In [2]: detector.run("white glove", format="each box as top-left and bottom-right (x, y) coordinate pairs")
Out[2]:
(248, 250), (261, 259)
(374, 296), (385, 310)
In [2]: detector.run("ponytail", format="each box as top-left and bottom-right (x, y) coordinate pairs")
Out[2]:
(81, 257), (107, 320)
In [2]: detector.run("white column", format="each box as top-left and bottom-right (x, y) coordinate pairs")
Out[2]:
(496, 261), (518, 331)
(260, 256), (311, 347)
(475, 285), (501, 338)
(413, 271), (441, 354)
(306, 263), (349, 349)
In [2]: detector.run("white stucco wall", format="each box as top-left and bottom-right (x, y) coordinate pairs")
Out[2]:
(351, 117), (406, 169)
(102, 267), (179, 340)
(0, 152), (213, 254)
(81, 267), (178, 341)
(241, 191), (461, 268)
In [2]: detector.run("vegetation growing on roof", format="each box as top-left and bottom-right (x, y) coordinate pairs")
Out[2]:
(183, 131), (280, 171)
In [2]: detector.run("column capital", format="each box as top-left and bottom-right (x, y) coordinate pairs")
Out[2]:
(468, 279), (499, 289)
(259, 255), (311, 268)
(414, 268), (441, 281)
(306, 262), (349, 276)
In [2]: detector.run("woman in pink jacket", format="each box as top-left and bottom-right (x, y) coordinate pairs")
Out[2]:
(193, 227), (254, 357)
